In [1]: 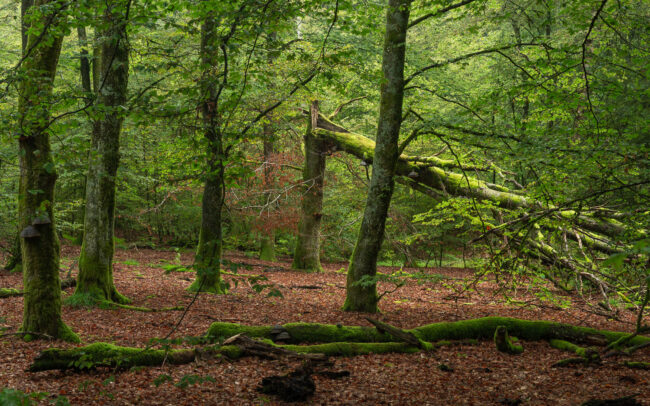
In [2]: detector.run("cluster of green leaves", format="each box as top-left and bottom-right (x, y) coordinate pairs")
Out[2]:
(0, 388), (70, 406)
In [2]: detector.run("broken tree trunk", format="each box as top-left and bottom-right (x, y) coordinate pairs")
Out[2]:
(292, 101), (327, 272)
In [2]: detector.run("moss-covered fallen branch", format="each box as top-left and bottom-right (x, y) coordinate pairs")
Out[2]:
(549, 339), (600, 363)
(29, 342), (197, 372)
(0, 287), (22, 298)
(1, 278), (76, 299)
(207, 317), (649, 347)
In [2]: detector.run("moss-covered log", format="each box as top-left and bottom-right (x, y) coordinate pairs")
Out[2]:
(32, 317), (650, 373)
(207, 317), (650, 347)
(29, 343), (196, 372)
(29, 340), (423, 372)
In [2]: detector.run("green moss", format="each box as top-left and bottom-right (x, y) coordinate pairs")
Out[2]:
(30, 342), (194, 372)
(187, 279), (226, 294)
(218, 345), (244, 359)
(0, 287), (22, 298)
(279, 342), (419, 356)
(412, 317), (648, 346)
(623, 361), (650, 370)
(494, 326), (523, 354)
(64, 291), (100, 308)
(259, 236), (277, 262)
(549, 339), (599, 362)
(205, 317), (650, 348)
(57, 321), (80, 343)
(206, 322), (273, 340)
(284, 322), (389, 343)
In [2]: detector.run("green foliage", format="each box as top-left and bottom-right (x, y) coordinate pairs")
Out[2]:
(0, 388), (70, 406)
(174, 374), (215, 389)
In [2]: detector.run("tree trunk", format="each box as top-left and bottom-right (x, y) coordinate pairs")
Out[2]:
(292, 102), (326, 272)
(74, 0), (130, 305)
(259, 131), (277, 262)
(343, 0), (410, 313)
(189, 13), (225, 293)
(18, 0), (78, 342)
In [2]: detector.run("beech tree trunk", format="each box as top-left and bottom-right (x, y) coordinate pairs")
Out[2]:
(189, 13), (225, 293)
(74, 0), (131, 305)
(343, 0), (411, 313)
(259, 129), (277, 262)
(18, 0), (78, 342)
(292, 102), (326, 272)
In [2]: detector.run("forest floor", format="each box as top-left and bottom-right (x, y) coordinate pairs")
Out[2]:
(1, 246), (648, 405)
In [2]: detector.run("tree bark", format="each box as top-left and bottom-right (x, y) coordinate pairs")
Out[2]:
(189, 13), (225, 293)
(74, 0), (130, 305)
(343, 0), (410, 313)
(18, 0), (78, 342)
(292, 102), (326, 272)
(259, 127), (277, 262)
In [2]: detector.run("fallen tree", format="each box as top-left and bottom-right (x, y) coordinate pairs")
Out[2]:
(30, 317), (650, 372)
(292, 105), (645, 296)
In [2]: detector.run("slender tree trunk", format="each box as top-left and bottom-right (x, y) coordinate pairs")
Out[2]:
(6, 0), (35, 274)
(73, 0), (130, 305)
(292, 102), (326, 272)
(18, 0), (78, 342)
(189, 14), (225, 293)
(259, 135), (277, 261)
(343, 0), (410, 313)
(77, 25), (92, 96)
(259, 33), (279, 262)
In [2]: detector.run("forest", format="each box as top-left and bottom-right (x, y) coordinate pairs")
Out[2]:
(0, 0), (648, 404)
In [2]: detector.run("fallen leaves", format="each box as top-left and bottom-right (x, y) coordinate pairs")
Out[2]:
(0, 246), (648, 405)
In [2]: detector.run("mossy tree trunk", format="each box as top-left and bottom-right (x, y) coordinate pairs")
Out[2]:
(343, 0), (410, 313)
(292, 102), (326, 272)
(189, 13), (225, 293)
(74, 0), (131, 305)
(18, 0), (78, 342)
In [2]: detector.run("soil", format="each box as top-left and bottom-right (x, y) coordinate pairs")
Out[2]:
(1, 246), (648, 405)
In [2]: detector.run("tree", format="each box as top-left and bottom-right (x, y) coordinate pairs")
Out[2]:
(292, 101), (327, 272)
(343, 0), (411, 313)
(70, 0), (132, 305)
(17, 0), (79, 341)
(187, 6), (228, 294)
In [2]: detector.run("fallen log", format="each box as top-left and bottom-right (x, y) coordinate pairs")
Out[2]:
(207, 317), (644, 347)
(31, 317), (650, 373)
